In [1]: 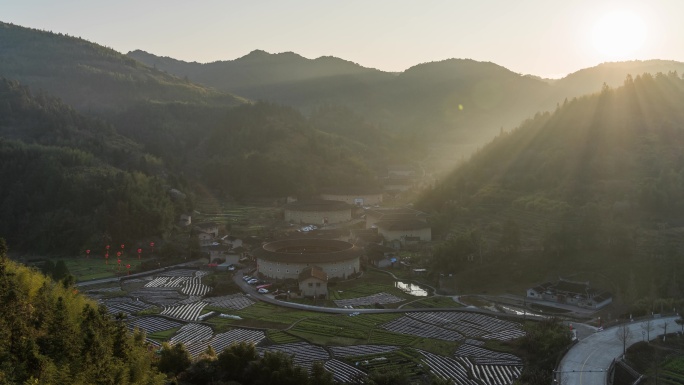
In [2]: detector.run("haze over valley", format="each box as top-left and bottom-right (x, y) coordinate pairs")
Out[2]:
(2, 2), (684, 384)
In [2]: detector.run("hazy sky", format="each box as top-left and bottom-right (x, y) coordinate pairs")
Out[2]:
(4, 0), (683, 78)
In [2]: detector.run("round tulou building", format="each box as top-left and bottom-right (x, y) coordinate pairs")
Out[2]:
(253, 238), (361, 280)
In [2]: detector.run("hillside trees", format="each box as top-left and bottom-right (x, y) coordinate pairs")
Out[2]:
(162, 340), (336, 385)
(197, 102), (380, 198)
(0, 77), (188, 254)
(0, 238), (164, 384)
(419, 72), (684, 302)
(431, 229), (485, 273)
(0, 140), (178, 253)
(516, 318), (572, 385)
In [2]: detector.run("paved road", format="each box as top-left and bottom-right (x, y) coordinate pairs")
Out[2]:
(557, 316), (680, 385)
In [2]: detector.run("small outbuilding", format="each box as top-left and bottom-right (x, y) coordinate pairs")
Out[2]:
(527, 278), (612, 309)
(298, 266), (328, 298)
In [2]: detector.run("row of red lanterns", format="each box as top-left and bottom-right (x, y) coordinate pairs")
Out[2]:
(84, 242), (156, 274)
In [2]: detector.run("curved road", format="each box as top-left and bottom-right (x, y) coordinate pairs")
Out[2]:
(557, 316), (680, 385)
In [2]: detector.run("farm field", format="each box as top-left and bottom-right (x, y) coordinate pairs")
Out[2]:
(332, 270), (417, 302)
(89, 264), (528, 384)
(62, 255), (151, 281)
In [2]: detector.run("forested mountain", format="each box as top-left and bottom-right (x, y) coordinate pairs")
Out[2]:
(0, 22), (393, 197)
(0, 22), (245, 112)
(129, 49), (391, 94)
(0, 239), (165, 384)
(0, 78), (147, 168)
(419, 72), (684, 306)
(0, 78), (184, 253)
(552, 60), (684, 100)
(0, 75), (394, 255)
(189, 102), (388, 199)
(128, 49), (684, 155)
(129, 50), (550, 143)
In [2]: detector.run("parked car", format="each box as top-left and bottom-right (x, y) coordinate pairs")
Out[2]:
(242, 276), (253, 281)
(258, 288), (269, 294)
(248, 279), (259, 285)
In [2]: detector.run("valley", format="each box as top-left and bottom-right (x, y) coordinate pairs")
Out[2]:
(2, 14), (684, 385)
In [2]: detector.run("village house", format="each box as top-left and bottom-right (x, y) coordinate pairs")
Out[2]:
(526, 278), (613, 310)
(194, 222), (220, 247)
(298, 266), (328, 298)
(203, 244), (232, 262)
(195, 222), (219, 237)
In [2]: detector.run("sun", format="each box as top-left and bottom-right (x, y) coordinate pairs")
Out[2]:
(591, 10), (647, 61)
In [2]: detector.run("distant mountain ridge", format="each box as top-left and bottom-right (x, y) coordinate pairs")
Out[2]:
(128, 49), (684, 157)
(0, 21), (245, 112)
(128, 48), (684, 108)
(129, 49), (388, 90)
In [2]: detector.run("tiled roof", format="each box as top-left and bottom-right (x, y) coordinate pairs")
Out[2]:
(298, 266), (328, 282)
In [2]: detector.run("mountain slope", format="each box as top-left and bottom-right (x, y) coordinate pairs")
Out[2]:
(0, 78), (183, 253)
(130, 49), (684, 155)
(0, 21), (245, 112)
(128, 49), (558, 168)
(0, 243), (165, 384)
(553, 60), (684, 99)
(128, 49), (391, 91)
(419, 71), (684, 300)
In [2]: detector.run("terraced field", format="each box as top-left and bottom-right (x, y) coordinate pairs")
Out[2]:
(91, 264), (528, 385)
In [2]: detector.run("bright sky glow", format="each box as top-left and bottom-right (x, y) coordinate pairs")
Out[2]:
(591, 10), (648, 61)
(3, 0), (683, 78)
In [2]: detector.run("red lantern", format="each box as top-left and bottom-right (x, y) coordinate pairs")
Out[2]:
(105, 252), (109, 264)
(150, 242), (155, 254)
(137, 248), (142, 259)
(106, 245), (110, 250)
(121, 244), (125, 249)
(117, 259), (121, 264)
(86, 249), (90, 258)
(126, 264), (131, 275)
